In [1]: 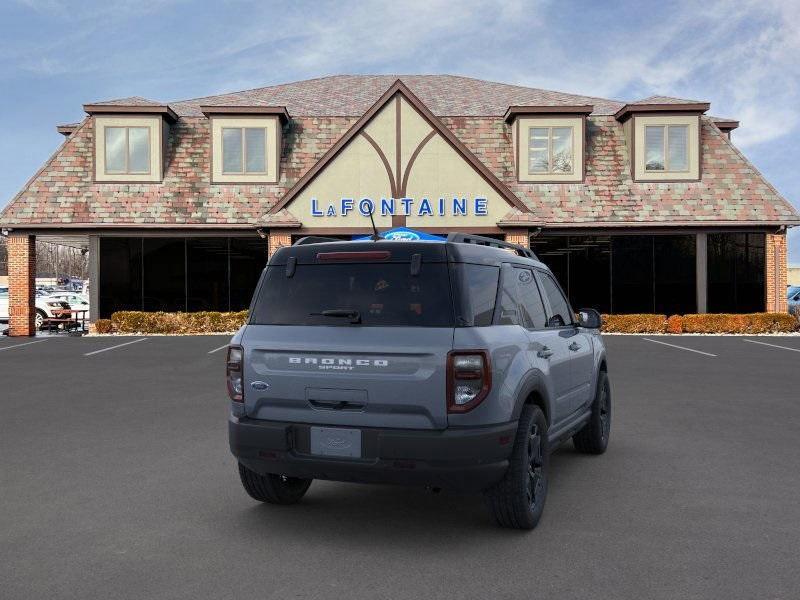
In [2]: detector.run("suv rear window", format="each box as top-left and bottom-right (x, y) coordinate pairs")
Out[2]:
(250, 263), (454, 327)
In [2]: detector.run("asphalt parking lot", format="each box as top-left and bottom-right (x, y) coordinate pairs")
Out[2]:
(1, 334), (799, 599)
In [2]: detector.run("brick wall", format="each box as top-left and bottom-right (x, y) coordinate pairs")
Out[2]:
(7, 234), (36, 336)
(268, 230), (292, 258)
(765, 232), (788, 313)
(504, 229), (530, 249)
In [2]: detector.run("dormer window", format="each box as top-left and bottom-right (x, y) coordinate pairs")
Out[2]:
(528, 126), (574, 174)
(105, 126), (151, 174)
(644, 124), (688, 172)
(201, 106), (289, 184)
(505, 106), (591, 184)
(222, 127), (268, 174)
(84, 101), (175, 183)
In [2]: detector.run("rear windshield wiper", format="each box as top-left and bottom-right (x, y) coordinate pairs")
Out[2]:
(310, 309), (362, 324)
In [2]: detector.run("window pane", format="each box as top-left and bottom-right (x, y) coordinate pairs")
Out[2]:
(222, 128), (243, 173)
(453, 264), (499, 326)
(127, 127), (150, 173)
(99, 237), (142, 317)
(187, 238), (229, 311)
(645, 126), (665, 171)
(708, 233), (765, 313)
(539, 272), (573, 327)
(612, 236), (654, 313)
(143, 239), (186, 312)
(250, 263), (454, 327)
(229, 237), (266, 311)
(497, 268), (522, 326)
(104, 127), (127, 173)
(654, 235), (695, 314)
(551, 127), (573, 173)
(528, 128), (549, 173)
(667, 125), (688, 171)
(566, 236), (611, 314)
(244, 128), (266, 173)
(515, 268), (547, 329)
(531, 236), (569, 295)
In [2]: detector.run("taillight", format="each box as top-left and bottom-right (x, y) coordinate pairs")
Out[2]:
(226, 345), (243, 402)
(447, 350), (491, 413)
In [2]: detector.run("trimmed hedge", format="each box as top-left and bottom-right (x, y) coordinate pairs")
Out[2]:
(680, 313), (798, 334)
(601, 314), (667, 333)
(110, 311), (248, 334)
(102, 310), (798, 334)
(94, 319), (113, 334)
(600, 312), (798, 334)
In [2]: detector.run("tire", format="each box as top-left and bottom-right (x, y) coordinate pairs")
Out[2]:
(573, 370), (611, 454)
(237, 463), (312, 505)
(484, 405), (549, 530)
(35, 309), (46, 330)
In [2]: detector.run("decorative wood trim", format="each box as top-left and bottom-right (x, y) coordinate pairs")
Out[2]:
(84, 103), (178, 122)
(360, 131), (398, 199)
(614, 102), (710, 122)
(399, 130), (436, 197)
(200, 105), (290, 123)
(268, 79), (530, 215)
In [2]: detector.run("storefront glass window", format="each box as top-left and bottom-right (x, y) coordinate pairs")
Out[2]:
(98, 236), (266, 317)
(99, 237), (143, 317)
(708, 233), (765, 313)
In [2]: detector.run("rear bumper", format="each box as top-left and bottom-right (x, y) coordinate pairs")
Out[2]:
(229, 416), (517, 492)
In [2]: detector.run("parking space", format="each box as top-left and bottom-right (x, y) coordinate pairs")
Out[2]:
(2, 334), (799, 599)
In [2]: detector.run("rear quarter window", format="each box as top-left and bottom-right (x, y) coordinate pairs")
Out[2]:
(451, 264), (500, 326)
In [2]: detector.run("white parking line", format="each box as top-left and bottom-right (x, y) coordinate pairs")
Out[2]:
(84, 338), (147, 356)
(642, 337), (717, 357)
(207, 344), (229, 355)
(743, 339), (800, 353)
(0, 339), (49, 352)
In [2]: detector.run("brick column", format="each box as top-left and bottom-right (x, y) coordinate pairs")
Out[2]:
(268, 230), (292, 258)
(504, 229), (530, 249)
(8, 234), (36, 336)
(765, 232), (788, 312)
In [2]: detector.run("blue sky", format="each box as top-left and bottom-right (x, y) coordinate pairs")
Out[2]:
(1, 0), (798, 261)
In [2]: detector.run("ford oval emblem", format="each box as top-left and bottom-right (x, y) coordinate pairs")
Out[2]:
(251, 381), (269, 390)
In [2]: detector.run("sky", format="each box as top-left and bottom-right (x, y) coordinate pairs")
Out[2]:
(0, 0), (798, 261)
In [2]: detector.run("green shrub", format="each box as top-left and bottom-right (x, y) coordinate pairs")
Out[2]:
(110, 311), (248, 334)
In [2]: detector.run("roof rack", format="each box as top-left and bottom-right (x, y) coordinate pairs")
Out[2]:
(292, 236), (342, 246)
(446, 232), (537, 260)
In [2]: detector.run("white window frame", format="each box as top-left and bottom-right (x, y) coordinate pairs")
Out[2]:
(644, 124), (689, 173)
(527, 126), (575, 176)
(221, 127), (268, 175)
(104, 126), (152, 175)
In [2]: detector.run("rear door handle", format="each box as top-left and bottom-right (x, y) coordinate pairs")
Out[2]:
(537, 346), (553, 359)
(568, 342), (581, 352)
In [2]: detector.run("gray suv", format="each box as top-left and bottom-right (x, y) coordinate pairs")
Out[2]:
(228, 233), (610, 529)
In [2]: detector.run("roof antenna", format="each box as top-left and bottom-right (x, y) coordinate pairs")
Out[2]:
(368, 204), (380, 241)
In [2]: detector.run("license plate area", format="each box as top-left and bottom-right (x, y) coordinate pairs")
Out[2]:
(309, 426), (362, 458)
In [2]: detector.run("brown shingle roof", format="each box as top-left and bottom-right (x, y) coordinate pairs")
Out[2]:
(168, 74), (626, 117)
(2, 76), (796, 229)
(87, 96), (164, 106)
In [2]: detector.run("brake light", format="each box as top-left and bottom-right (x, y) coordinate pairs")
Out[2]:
(226, 345), (243, 402)
(316, 251), (391, 261)
(447, 350), (491, 413)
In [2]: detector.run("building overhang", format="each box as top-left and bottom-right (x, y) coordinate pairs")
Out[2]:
(199, 105), (291, 123)
(614, 102), (710, 122)
(503, 105), (593, 123)
(83, 103), (179, 122)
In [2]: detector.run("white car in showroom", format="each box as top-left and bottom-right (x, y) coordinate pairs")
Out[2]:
(0, 287), (73, 330)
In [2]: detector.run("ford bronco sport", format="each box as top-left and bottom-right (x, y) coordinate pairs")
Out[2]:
(228, 233), (610, 529)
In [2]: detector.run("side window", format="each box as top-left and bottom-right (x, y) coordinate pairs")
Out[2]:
(538, 272), (573, 327)
(515, 268), (547, 329)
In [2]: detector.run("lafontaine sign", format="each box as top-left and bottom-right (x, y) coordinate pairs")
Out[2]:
(310, 197), (489, 218)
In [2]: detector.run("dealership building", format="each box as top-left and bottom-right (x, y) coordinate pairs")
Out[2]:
(1, 75), (798, 335)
